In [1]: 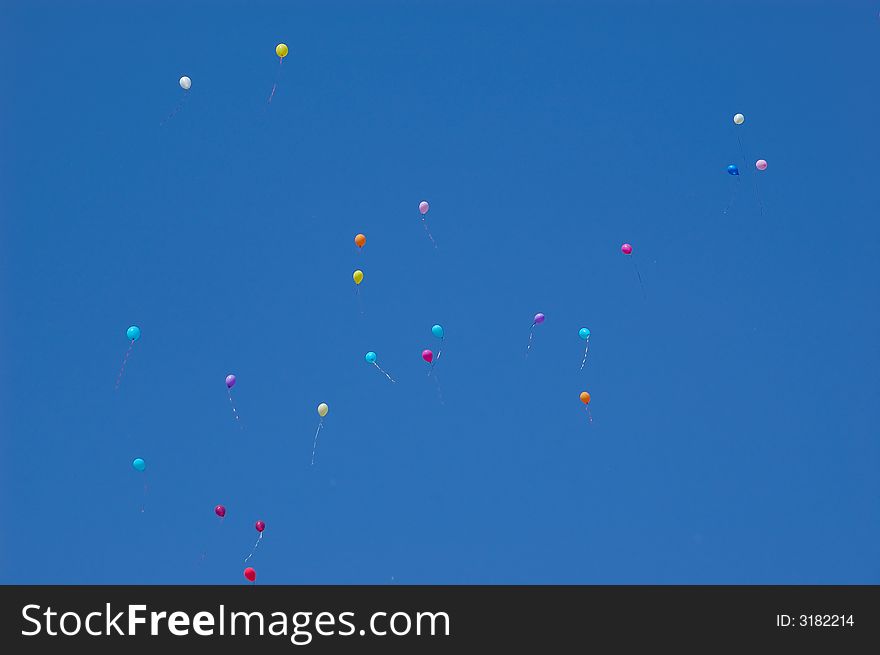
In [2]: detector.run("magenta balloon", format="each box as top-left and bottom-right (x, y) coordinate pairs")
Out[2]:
(225, 374), (236, 389)
(621, 243), (633, 255)
(419, 201), (429, 215)
(255, 520), (265, 533)
(533, 313), (545, 324)
(422, 349), (434, 363)
(214, 505), (226, 518)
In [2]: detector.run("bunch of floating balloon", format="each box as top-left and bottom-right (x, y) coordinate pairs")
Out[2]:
(115, 325), (141, 389)
(268, 43), (289, 104)
(621, 243), (646, 299)
(161, 76), (191, 126)
(526, 313), (545, 357)
(311, 403), (329, 465)
(225, 374), (241, 427)
(579, 392), (593, 423)
(731, 113), (767, 215)
(365, 351), (395, 382)
(418, 200), (436, 248)
(578, 327), (591, 370)
(244, 520), (265, 563)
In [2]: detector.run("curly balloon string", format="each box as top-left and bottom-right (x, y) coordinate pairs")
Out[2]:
(115, 339), (135, 390)
(579, 338), (590, 371)
(372, 362), (396, 383)
(525, 323), (537, 358)
(631, 258), (647, 299)
(421, 218), (437, 249)
(311, 419), (324, 466)
(722, 175), (740, 216)
(268, 58), (283, 104)
(160, 91), (189, 127)
(244, 532), (263, 564)
(227, 388), (242, 429)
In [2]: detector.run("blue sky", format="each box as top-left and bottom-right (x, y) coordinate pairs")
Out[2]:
(1, 0), (878, 584)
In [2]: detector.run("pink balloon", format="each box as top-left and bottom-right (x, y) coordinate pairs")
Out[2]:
(533, 313), (545, 325)
(214, 504), (226, 518)
(621, 243), (633, 255)
(255, 520), (265, 532)
(419, 201), (429, 215)
(422, 349), (434, 363)
(755, 159), (768, 171)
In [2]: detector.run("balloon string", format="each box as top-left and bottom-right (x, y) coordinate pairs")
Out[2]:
(432, 370), (445, 405)
(160, 91), (189, 127)
(268, 58), (283, 104)
(373, 362), (396, 383)
(244, 532), (263, 563)
(227, 389), (242, 428)
(579, 341), (590, 371)
(525, 323), (536, 357)
(115, 340), (134, 390)
(311, 419), (324, 465)
(737, 131), (765, 217)
(722, 176), (740, 215)
(355, 285), (365, 316)
(421, 218), (437, 249)
(586, 406), (593, 424)
(631, 259), (647, 299)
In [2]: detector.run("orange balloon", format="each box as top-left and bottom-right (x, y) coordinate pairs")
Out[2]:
(579, 391), (591, 405)
(354, 233), (366, 248)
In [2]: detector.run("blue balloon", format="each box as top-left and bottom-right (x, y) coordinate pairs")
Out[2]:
(579, 327), (590, 340)
(726, 164), (739, 176)
(431, 324), (444, 339)
(132, 457), (146, 472)
(365, 351), (377, 364)
(126, 325), (141, 341)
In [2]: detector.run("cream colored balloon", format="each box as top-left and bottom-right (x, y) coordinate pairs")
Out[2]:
(179, 76), (192, 91)
(733, 113), (744, 125)
(317, 403), (329, 418)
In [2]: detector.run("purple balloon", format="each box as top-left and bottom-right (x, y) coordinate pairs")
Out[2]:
(225, 374), (236, 389)
(533, 313), (545, 325)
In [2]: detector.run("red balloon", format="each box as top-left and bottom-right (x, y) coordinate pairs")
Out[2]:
(244, 567), (256, 582)
(214, 505), (226, 518)
(255, 520), (265, 532)
(422, 349), (433, 364)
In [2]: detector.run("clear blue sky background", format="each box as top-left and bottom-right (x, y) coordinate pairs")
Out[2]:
(1, 0), (878, 584)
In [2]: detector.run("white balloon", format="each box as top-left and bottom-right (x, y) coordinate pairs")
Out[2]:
(179, 76), (192, 91)
(733, 113), (744, 125)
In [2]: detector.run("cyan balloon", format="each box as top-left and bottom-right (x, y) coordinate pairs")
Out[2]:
(579, 327), (590, 340)
(132, 457), (146, 472)
(127, 325), (141, 341)
(431, 324), (444, 339)
(365, 351), (377, 363)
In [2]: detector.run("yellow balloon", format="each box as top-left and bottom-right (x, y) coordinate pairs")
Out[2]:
(353, 270), (364, 285)
(276, 43), (289, 58)
(733, 113), (745, 125)
(317, 403), (329, 418)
